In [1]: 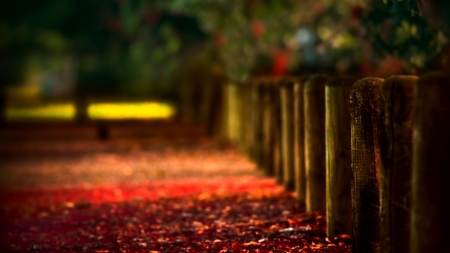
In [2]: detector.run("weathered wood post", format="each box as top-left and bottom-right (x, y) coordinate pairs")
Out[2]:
(260, 80), (275, 176)
(280, 78), (296, 191)
(251, 80), (264, 166)
(350, 77), (384, 253)
(214, 82), (225, 137)
(199, 83), (215, 134)
(272, 79), (284, 185)
(293, 76), (307, 200)
(238, 82), (250, 152)
(325, 77), (356, 236)
(379, 76), (417, 253)
(256, 82), (268, 169)
(304, 75), (329, 211)
(223, 82), (242, 145)
(411, 72), (450, 253)
(241, 84), (252, 155)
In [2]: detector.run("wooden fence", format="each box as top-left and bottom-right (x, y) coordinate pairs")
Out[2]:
(180, 72), (450, 253)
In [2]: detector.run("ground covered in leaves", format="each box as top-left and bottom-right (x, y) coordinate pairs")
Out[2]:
(0, 121), (351, 252)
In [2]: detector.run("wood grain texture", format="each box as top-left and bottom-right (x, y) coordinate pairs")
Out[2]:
(273, 82), (284, 185)
(280, 80), (296, 191)
(261, 83), (275, 176)
(350, 77), (384, 253)
(293, 76), (308, 200)
(304, 75), (330, 212)
(325, 77), (357, 237)
(411, 72), (450, 253)
(379, 76), (417, 253)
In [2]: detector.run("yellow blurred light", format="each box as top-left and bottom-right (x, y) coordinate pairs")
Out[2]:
(6, 103), (76, 121)
(88, 102), (174, 120)
(318, 26), (331, 41)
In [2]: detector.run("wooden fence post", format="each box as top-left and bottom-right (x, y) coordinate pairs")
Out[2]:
(350, 77), (384, 253)
(251, 80), (262, 165)
(411, 72), (450, 253)
(304, 75), (330, 211)
(241, 83), (253, 157)
(199, 83), (213, 134)
(223, 82), (241, 144)
(280, 79), (296, 191)
(261, 81), (275, 176)
(293, 76), (308, 200)
(325, 77), (357, 237)
(273, 79), (284, 185)
(379, 76), (417, 253)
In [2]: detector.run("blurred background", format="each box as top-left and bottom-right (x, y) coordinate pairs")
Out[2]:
(0, 0), (449, 123)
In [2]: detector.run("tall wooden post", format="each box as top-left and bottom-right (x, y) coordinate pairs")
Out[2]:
(411, 72), (450, 253)
(304, 75), (329, 211)
(261, 82), (275, 176)
(241, 84), (252, 155)
(224, 83), (242, 144)
(252, 81), (264, 166)
(199, 83), (214, 134)
(256, 83), (267, 169)
(280, 79), (296, 191)
(273, 80), (284, 185)
(379, 76), (417, 253)
(350, 77), (384, 253)
(293, 76), (307, 200)
(235, 84), (245, 149)
(325, 77), (356, 237)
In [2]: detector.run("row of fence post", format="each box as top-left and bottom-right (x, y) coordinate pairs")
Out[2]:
(210, 72), (449, 253)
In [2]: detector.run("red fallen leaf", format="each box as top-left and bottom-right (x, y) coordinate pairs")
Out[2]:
(1, 129), (352, 253)
(243, 241), (260, 246)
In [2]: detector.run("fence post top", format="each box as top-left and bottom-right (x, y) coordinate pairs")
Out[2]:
(418, 71), (450, 86)
(325, 77), (359, 88)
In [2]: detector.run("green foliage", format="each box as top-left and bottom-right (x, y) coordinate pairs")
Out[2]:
(360, 0), (449, 71)
(1, 0), (449, 92)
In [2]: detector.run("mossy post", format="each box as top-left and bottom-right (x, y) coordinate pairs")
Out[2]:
(411, 72), (450, 253)
(304, 75), (329, 211)
(280, 78), (296, 191)
(293, 76), (307, 200)
(325, 77), (356, 237)
(379, 76), (417, 253)
(223, 82), (239, 143)
(350, 77), (384, 253)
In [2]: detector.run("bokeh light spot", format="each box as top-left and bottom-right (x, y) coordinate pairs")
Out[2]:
(6, 103), (76, 121)
(88, 102), (175, 120)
